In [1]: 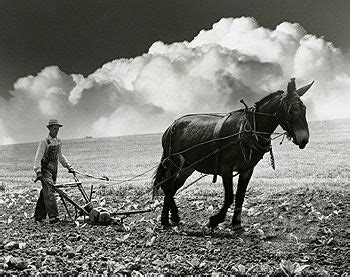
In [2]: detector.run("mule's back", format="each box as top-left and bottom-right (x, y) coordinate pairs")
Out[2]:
(162, 111), (244, 167)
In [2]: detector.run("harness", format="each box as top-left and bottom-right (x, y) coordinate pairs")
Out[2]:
(211, 100), (279, 182)
(211, 112), (232, 183)
(239, 105), (275, 169)
(164, 93), (303, 184)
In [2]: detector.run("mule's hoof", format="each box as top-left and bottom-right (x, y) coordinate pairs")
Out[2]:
(232, 225), (245, 233)
(170, 220), (181, 226)
(162, 224), (172, 230)
(161, 219), (172, 229)
(207, 220), (218, 232)
(207, 217), (219, 229)
(170, 215), (180, 225)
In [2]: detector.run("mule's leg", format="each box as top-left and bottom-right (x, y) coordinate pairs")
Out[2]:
(161, 171), (178, 227)
(161, 192), (172, 227)
(169, 166), (195, 224)
(160, 156), (183, 227)
(232, 168), (254, 232)
(169, 197), (180, 224)
(208, 170), (234, 229)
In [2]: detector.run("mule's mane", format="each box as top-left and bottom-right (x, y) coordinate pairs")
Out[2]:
(255, 90), (284, 108)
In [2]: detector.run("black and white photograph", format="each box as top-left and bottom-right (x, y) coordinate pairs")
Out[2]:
(0, 0), (349, 275)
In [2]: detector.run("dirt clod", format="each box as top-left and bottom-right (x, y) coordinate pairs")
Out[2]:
(8, 257), (28, 270)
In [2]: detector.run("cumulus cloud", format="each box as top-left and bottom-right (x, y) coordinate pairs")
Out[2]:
(0, 17), (349, 144)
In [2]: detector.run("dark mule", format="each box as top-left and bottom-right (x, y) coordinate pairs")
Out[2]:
(153, 79), (313, 231)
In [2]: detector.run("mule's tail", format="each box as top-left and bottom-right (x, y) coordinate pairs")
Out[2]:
(152, 153), (168, 198)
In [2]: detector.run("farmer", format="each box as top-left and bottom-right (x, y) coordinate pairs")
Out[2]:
(33, 119), (75, 223)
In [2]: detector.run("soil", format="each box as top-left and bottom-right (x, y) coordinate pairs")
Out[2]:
(1, 185), (349, 275)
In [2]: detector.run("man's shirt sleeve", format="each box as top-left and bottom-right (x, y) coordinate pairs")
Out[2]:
(33, 139), (46, 173)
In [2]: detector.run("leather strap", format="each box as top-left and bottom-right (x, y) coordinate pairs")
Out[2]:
(211, 112), (232, 183)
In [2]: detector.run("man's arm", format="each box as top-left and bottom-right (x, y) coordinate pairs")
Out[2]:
(58, 139), (72, 170)
(33, 139), (46, 173)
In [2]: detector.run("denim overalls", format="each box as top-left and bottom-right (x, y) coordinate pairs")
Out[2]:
(34, 139), (59, 220)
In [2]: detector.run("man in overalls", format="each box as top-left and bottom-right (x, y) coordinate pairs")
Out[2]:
(33, 119), (75, 223)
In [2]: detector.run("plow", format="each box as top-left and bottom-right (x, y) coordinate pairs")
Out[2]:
(34, 172), (154, 225)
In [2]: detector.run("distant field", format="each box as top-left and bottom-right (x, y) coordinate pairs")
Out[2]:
(0, 118), (349, 193)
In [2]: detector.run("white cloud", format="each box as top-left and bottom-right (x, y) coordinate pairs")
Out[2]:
(294, 35), (344, 81)
(91, 104), (166, 137)
(68, 74), (94, 105)
(1, 16), (349, 144)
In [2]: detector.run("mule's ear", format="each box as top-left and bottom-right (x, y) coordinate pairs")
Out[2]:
(287, 78), (296, 94)
(296, 81), (314, 96)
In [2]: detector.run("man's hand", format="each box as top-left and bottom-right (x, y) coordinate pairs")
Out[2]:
(68, 166), (75, 174)
(34, 172), (43, 182)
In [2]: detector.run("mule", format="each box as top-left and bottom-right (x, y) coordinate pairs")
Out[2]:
(153, 79), (313, 231)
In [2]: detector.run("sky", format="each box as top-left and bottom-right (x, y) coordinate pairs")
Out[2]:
(0, 0), (349, 144)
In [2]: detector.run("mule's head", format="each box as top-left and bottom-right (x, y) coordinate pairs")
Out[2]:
(278, 79), (313, 149)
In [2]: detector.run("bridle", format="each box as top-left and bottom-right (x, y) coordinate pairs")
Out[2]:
(273, 96), (306, 140)
(241, 93), (305, 153)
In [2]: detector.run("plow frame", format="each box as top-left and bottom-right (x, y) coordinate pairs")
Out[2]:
(50, 174), (152, 223)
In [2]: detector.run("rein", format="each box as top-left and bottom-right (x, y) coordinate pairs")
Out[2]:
(239, 102), (275, 169)
(239, 96), (304, 169)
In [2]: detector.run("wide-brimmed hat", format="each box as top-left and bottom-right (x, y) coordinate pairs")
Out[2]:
(47, 119), (63, 128)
